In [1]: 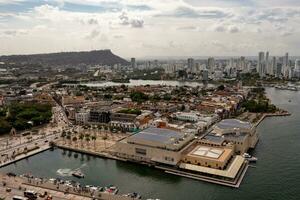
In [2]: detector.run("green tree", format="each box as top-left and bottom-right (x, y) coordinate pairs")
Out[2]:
(130, 91), (149, 103)
(0, 119), (12, 134)
(79, 133), (84, 147)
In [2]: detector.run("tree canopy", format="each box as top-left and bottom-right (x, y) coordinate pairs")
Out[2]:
(0, 102), (52, 135)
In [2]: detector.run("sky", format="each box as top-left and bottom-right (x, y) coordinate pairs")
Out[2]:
(0, 0), (300, 58)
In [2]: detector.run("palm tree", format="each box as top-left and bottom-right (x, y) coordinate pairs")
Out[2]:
(102, 135), (107, 149)
(66, 134), (71, 145)
(61, 131), (66, 144)
(79, 134), (84, 147)
(91, 135), (97, 150)
(72, 136), (77, 147)
(85, 135), (90, 148)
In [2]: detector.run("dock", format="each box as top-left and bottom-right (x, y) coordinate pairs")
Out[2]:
(0, 173), (139, 200)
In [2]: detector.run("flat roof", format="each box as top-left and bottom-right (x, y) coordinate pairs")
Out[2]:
(186, 145), (233, 162)
(191, 146), (224, 159)
(180, 155), (245, 179)
(203, 134), (225, 144)
(129, 127), (184, 145)
(215, 119), (252, 130)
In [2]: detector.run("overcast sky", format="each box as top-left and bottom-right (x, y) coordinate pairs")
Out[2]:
(0, 0), (300, 58)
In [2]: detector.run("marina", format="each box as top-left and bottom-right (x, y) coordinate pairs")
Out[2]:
(0, 88), (299, 200)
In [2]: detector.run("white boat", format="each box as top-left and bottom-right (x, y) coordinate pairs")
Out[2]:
(71, 170), (84, 178)
(104, 185), (119, 194)
(243, 153), (258, 162)
(123, 192), (142, 199)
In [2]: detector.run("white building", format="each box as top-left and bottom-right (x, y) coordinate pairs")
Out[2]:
(75, 110), (90, 125)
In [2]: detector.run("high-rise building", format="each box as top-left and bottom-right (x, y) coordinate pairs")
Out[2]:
(187, 58), (195, 71)
(207, 57), (215, 73)
(258, 52), (265, 77)
(265, 51), (270, 75)
(295, 59), (300, 78)
(202, 69), (209, 81)
(271, 56), (277, 76)
(282, 53), (289, 78)
(240, 56), (246, 71)
(131, 58), (136, 69)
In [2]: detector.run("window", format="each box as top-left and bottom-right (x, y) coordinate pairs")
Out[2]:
(165, 156), (174, 162)
(135, 148), (146, 155)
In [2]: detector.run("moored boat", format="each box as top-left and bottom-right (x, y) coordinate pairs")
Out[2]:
(104, 185), (119, 194)
(123, 192), (142, 199)
(243, 153), (258, 162)
(71, 170), (84, 178)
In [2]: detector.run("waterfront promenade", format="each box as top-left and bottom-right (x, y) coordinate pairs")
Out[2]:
(0, 173), (135, 200)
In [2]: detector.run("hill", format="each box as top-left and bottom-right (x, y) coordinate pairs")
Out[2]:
(0, 49), (129, 66)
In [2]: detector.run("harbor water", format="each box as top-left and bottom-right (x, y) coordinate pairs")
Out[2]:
(1, 88), (300, 200)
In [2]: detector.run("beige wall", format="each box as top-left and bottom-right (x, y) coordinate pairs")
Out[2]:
(115, 141), (182, 165)
(182, 148), (233, 170)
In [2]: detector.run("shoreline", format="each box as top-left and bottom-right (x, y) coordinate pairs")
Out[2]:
(254, 111), (291, 127)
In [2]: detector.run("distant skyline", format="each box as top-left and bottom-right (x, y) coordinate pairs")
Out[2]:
(1, 0), (300, 58)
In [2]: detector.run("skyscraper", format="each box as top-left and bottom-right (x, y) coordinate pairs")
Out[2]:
(240, 56), (246, 71)
(265, 51), (270, 75)
(187, 58), (195, 72)
(272, 56), (277, 77)
(131, 58), (136, 69)
(258, 52), (265, 77)
(207, 57), (215, 73)
(295, 59), (300, 78)
(282, 53), (289, 78)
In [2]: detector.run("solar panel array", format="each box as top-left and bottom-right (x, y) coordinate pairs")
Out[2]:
(129, 127), (184, 145)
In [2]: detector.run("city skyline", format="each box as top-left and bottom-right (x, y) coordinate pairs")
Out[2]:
(1, 0), (300, 57)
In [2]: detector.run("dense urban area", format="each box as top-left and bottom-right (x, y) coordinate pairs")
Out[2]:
(0, 49), (298, 200)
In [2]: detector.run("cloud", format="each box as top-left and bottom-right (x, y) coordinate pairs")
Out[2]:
(119, 12), (130, 25)
(156, 6), (230, 19)
(1, 29), (28, 36)
(212, 24), (226, 32)
(0, 0), (300, 57)
(87, 18), (98, 25)
(228, 25), (239, 33)
(119, 12), (144, 28)
(176, 26), (197, 30)
(85, 29), (100, 39)
(130, 19), (144, 28)
(210, 24), (239, 33)
(114, 34), (123, 38)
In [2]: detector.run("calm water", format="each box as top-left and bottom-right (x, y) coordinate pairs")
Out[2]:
(82, 79), (214, 87)
(1, 88), (300, 200)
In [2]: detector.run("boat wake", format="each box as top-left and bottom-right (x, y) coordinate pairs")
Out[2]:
(56, 168), (73, 177)
(56, 163), (87, 177)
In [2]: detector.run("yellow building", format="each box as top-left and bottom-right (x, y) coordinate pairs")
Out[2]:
(182, 144), (234, 170)
(115, 127), (194, 165)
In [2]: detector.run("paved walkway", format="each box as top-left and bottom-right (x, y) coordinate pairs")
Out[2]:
(0, 144), (51, 168)
(0, 173), (137, 200)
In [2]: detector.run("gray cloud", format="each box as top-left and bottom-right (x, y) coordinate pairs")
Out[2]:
(119, 12), (144, 28)
(210, 24), (239, 33)
(2, 29), (28, 36)
(87, 18), (98, 25)
(228, 25), (239, 33)
(114, 34), (123, 39)
(156, 6), (230, 19)
(213, 25), (226, 32)
(176, 26), (197, 30)
(119, 12), (130, 25)
(85, 29), (100, 40)
(130, 19), (144, 28)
